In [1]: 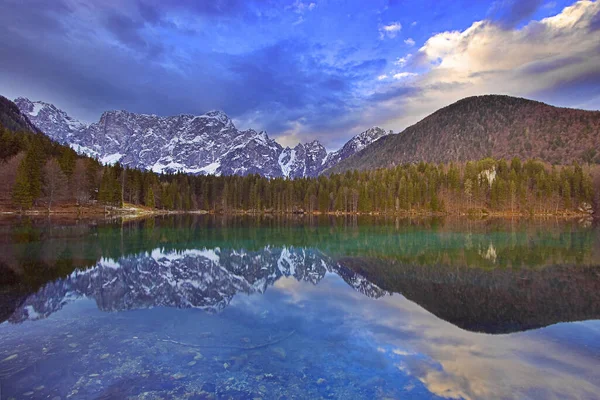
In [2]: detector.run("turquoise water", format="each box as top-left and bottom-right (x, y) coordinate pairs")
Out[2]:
(0, 216), (599, 399)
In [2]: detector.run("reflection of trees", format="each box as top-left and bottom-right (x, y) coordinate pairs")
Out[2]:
(343, 256), (600, 334)
(0, 215), (598, 288)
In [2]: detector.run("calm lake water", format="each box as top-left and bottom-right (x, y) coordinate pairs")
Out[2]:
(0, 216), (599, 400)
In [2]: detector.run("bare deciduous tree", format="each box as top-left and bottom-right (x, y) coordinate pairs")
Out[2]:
(73, 160), (90, 208)
(44, 159), (67, 212)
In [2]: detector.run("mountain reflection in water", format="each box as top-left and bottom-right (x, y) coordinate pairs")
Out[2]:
(5, 243), (600, 335)
(7, 247), (386, 323)
(0, 216), (599, 400)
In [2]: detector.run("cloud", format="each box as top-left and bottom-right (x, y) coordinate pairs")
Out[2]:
(393, 72), (417, 79)
(489, 0), (545, 28)
(379, 22), (402, 39)
(375, 0), (600, 132)
(404, 38), (416, 46)
(394, 54), (412, 66)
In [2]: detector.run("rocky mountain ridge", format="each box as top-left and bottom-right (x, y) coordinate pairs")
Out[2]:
(14, 97), (390, 177)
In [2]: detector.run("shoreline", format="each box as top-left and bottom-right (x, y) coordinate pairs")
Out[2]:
(0, 207), (593, 220)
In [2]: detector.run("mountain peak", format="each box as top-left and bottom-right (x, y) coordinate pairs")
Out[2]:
(358, 126), (390, 141)
(14, 97), (86, 142)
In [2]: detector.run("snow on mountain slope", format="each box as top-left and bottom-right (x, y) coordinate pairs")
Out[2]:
(322, 127), (391, 172)
(15, 97), (391, 177)
(14, 97), (87, 144)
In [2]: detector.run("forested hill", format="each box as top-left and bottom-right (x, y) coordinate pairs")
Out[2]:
(328, 95), (600, 174)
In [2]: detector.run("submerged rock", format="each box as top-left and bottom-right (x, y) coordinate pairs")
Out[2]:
(2, 354), (18, 362)
(171, 372), (186, 380)
(271, 347), (286, 360)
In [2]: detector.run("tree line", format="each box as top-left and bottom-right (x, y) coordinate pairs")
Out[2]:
(0, 124), (595, 215)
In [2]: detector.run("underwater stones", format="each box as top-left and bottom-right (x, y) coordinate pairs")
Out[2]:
(223, 362), (230, 369)
(317, 378), (326, 385)
(172, 372), (186, 380)
(68, 343), (78, 348)
(99, 353), (110, 359)
(89, 373), (100, 377)
(23, 392), (34, 396)
(2, 354), (17, 362)
(241, 337), (251, 343)
(194, 352), (204, 360)
(271, 347), (286, 360)
(256, 373), (278, 383)
(187, 361), (197, 366)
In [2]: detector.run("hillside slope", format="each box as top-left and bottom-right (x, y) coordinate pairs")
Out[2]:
(328, 95), (600, 173)
(0, 96), (39, 133)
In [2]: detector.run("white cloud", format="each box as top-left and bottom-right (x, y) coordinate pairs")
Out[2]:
(379, 22), (402, 39)
(289, 1), (317, 14)
(393, 72), (417, 79)
(377, 74), (389, 81)
(394, 54), (412, 66)
(370, 0), (600, 132)
(404, 38), (416, 46)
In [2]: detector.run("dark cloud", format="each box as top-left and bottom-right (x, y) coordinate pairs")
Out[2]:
(0, 0), (72, 36)
(368, 85), (421, 102)
(590, 8), (600, 32)
(490, 0), (544, 28)
(104, 12), (151, 51)
(529, 69), (600, 108)
(521, 56), (584, 75)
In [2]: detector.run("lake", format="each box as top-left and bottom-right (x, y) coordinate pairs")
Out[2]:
(0, 215), (599, 400)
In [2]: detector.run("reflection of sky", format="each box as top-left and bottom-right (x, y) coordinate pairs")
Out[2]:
(266, 275), (600, 400)
(1, 261), (600, 399)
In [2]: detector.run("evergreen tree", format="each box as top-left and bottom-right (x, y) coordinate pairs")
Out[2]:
(12, 158), (33, 211)
(145, 186), (155, 208)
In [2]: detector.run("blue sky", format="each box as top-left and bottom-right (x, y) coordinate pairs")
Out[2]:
(0, 0), (598, 149)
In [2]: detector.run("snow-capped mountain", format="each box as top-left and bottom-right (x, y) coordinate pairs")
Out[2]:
(14, 97), (85, 143)
(14, 97), (391, 177)
(7, 246), (387, 323)
(322, 127), (390, 171)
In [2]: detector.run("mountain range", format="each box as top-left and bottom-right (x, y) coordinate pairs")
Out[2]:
(13, 97), (390, 178)
(8, 95), (600, 179)
(329, 95), (600, 174)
